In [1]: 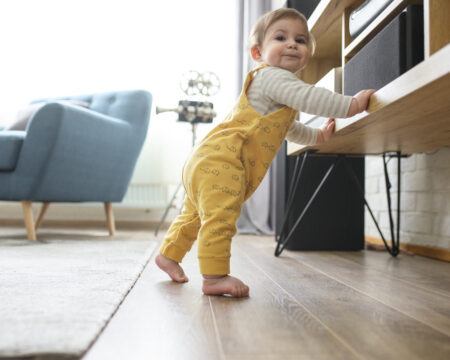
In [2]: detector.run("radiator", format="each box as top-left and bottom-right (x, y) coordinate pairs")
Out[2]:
(120, 183), (170, 208)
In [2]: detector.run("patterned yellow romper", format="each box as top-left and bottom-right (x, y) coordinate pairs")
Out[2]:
(160, 65), (298, 275)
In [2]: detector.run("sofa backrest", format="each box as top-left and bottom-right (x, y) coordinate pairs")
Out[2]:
(34, 90), (152, 130)
(71, 90), (152, 129)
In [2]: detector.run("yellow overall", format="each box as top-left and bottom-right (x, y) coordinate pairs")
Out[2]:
(160, 65), (298, 275)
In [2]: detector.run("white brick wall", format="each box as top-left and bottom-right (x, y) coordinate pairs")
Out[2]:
(365, 148), (450, 250)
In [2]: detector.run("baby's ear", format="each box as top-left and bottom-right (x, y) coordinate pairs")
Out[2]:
(250, 45), (262, 61)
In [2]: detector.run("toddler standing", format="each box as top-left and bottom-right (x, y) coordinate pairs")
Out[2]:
(156, 8), (375, 297)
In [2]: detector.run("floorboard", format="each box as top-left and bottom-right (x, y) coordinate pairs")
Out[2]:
(84, 236), (222, 360)
(209, 244), (359, 359)
(236, 236), (450, 360)
(337, 251), (450, 297)
(6, 226), (447, 360)
(286, 251), (450, 337)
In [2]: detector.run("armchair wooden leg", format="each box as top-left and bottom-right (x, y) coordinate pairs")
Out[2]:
(35, 202), (50, 230)
(104, 202), (116, 236)
(21, 201), (37, 241)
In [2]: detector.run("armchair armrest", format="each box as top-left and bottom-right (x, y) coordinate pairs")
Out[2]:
(9, 102), (142, 201)
(0, 131), (26, 171)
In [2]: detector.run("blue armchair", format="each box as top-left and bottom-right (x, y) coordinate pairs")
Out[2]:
(0, 90), (152, 240)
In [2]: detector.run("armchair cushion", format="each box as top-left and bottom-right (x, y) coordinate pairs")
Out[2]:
(0, 131), (25, 171)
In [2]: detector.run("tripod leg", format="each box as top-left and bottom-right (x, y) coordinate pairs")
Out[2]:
(155, 183), (184, 236)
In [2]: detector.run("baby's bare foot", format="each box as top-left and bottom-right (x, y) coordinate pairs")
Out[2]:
(202, 275), (249, 298)
(155, 254), (189, 283)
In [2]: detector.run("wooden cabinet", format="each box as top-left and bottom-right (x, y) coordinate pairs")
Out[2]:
(288, 0), (450, 156)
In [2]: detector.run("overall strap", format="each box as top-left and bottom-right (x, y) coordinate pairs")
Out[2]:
(241, 63), (269, 95)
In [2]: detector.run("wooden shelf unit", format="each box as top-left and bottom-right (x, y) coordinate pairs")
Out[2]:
(289, 0), (450, 156)
(301, 0), (364, 85)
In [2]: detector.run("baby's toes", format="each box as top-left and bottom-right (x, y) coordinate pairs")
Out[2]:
(231, 285), (241, 297)
(239, 286), (246, 297)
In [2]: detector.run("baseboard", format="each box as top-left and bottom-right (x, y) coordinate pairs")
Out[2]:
(365, 235), (450, 262)
(0, 219), (170, 231)
(0, 201), (177, 223)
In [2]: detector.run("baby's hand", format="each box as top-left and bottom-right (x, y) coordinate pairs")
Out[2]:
(316, 118), (335, 144)
(347, 89), (376, 117)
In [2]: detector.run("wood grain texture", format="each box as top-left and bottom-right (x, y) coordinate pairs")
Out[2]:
(84, 235), (222, 360)
(339, 250), (450, 297)
(292, 0), (450, 157)
(237, 236), (450, 360)
(289, 251), (450, 337)
(79, 232), (450, 360)
(307, 0), (363, 59)
(209, 246), (359, 360)
(289, 44), (450, 156)
(424, 0), (450, 57)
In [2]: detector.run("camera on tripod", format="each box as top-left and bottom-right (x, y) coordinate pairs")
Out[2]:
(156, 100), (215, 124)
(156, 70), (219, 124)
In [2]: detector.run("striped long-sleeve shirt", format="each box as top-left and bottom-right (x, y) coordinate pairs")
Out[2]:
(247, 66), (353, 145)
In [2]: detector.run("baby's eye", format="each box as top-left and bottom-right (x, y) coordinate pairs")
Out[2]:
(275, 35), (285, 41)
(296, 37), (307, 44)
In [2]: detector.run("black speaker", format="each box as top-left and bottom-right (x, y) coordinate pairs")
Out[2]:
(344, 5), (424, 96)
(273, 143), (365, 251)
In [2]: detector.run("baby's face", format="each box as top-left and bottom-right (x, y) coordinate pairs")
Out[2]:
(258, 18), (310, 73)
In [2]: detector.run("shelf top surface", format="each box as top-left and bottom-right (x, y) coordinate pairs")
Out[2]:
(308, 0), (362, 59)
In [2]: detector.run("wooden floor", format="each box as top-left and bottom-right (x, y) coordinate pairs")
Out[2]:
(81, 231), (450, 360)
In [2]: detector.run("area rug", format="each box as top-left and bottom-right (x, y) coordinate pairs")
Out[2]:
(0, 237), (157, 359)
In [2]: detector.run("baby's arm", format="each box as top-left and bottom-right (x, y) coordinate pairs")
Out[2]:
(286, 118), (335, 145)
(261, 67), (374, 118)
(286, 118), (319, 145)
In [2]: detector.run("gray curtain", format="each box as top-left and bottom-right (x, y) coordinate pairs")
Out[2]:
(236, 0), (275, 235)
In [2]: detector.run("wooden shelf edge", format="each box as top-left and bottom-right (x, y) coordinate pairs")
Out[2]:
(308, 0), (360, 36)
(288, 44), (450, 156)
(367, 43), (450, 113)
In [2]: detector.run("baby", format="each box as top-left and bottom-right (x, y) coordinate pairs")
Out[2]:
(156, 8), (374, 297)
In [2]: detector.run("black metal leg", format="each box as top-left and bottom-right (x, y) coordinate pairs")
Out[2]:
(343, 154), (401, 257)
(383, 154), (397, 255)
(274, 151), (402, 258)
(275, 155), (342, 256)
(275, 151), (309, 250)
(396, 152), (401, 252)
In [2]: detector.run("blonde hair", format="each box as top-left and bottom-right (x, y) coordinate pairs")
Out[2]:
(249, 8), (316, 56)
